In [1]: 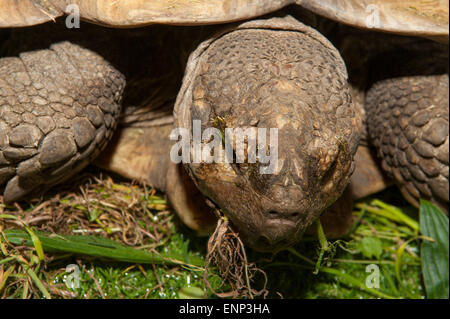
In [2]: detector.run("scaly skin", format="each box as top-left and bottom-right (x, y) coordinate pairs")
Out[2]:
(365, 43), (449, 213)
(0, 42), (125, 202)
(366, 74), (449, 212)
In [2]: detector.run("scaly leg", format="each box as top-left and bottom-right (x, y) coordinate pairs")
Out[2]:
(0, 42), (125, 202)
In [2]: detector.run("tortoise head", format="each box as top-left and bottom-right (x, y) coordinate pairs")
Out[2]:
(181, 99), (359, 252)
(173, 18), (361, 252)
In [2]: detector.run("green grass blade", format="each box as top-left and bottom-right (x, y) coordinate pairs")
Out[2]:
(3, 229), (204, 268)
(395, 237), (417, 284)
(419, 200), (449, 299)
(372, 200), (419, 231)
(24, 264), (51, 299)
(178, 286), (207, 299)
(24, 227), (44, 261)
(0, 214), (44, 261)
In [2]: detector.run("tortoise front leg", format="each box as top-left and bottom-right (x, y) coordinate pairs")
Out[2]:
(0, 42), (125, 202)
(365, 59), (449, 212)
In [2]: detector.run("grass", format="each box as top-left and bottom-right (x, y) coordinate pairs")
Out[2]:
(0, 167), (434, 299)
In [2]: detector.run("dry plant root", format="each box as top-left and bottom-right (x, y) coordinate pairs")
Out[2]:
(203, 214), (268, 299)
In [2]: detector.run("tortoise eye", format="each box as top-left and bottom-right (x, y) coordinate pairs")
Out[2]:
(321, 157), (338, 185)
(319, 143), (343, 184)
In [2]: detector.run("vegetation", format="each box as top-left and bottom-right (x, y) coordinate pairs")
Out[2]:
(0, 168), (448, 299)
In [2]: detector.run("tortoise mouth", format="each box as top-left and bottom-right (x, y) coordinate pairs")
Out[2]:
(241, 217), (302, 252)
(262, 219), (298, 244)
(265, 218), (296, 229)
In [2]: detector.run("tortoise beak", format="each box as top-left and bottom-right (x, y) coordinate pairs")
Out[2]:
(251, 218), (301, 252)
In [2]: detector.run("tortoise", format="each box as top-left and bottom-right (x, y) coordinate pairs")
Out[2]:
(0, 0), (448, 252)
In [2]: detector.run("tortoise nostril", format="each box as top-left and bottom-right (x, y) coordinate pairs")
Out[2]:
(268, 210), (278, 217)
